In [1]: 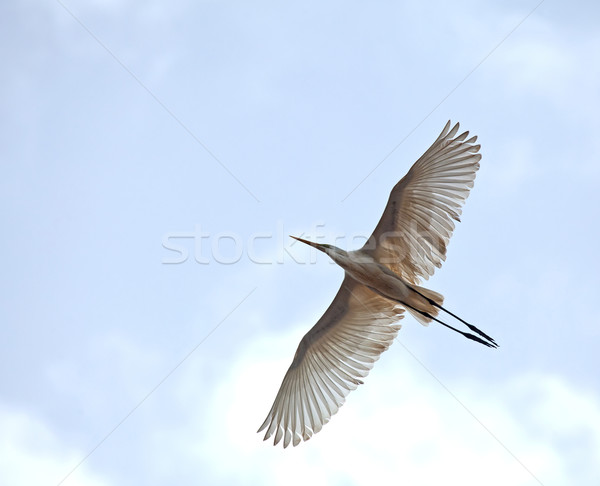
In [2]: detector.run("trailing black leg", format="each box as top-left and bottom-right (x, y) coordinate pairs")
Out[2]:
(400, 301), (498, 349)
(407, 285), (498, 347)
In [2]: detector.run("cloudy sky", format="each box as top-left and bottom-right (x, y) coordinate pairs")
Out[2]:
(2, 0), (600, 485)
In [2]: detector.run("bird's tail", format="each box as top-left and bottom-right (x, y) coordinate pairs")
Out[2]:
(403, 285), (444, 326)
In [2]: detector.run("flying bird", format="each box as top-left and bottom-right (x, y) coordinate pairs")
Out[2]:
(258, 121), (497, 448)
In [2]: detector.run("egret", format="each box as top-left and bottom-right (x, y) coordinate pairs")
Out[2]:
(258, 121), (497, 448)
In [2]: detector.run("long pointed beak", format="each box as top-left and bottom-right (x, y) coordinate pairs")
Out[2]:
(290, 235), (322, 250)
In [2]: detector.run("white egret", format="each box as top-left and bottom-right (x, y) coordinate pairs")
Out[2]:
(258, 121), (497, 448)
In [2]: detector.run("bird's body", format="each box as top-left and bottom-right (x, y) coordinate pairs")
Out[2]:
(259, 121), (497, 448)
(321, 246), (438, 320)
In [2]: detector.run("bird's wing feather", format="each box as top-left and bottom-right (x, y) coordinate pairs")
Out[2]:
(258, 274), (404, 448)
(362, 121), (481, 284)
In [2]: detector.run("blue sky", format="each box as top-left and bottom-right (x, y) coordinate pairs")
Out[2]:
(2, 1), (600, 485)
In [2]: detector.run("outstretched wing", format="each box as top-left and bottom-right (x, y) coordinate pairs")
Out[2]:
(258, 275), (404, 448)
(363, 121), (481, 284)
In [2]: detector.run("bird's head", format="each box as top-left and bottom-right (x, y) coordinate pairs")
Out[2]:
(290, 236), (340, 258)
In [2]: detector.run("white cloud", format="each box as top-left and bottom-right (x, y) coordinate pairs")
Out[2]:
(0, 405), (110, 486)
(181, 325), (600, 485)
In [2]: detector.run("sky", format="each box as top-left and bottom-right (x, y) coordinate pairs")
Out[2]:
(2, 0), (600, 485)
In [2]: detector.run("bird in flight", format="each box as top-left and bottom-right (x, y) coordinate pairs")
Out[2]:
(258, 121), (497, 448)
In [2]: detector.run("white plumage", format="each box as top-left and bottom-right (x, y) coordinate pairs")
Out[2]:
(258, 121), (495, 448)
